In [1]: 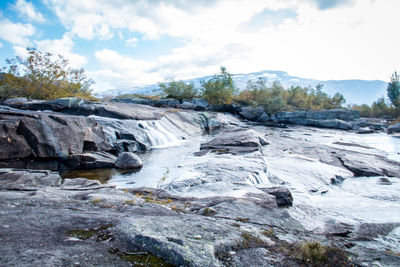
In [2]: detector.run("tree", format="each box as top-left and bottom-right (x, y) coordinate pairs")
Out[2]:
(159, 79), (197, 101)
(0, 48), (94, 100)
(387, 71), (400, 107)
(201, 66), (236, 105)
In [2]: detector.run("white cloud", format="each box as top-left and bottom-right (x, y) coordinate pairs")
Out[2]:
(0, 19), (35, 46)
(13, 0), (45, 23)
(125, 37), (138, 47)
(0, 42), (3, 48)
(45, 0), (400, 89)
(34, 34), (87, 68)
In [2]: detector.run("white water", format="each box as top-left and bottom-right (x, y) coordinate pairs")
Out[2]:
(137, 117), (185, 148)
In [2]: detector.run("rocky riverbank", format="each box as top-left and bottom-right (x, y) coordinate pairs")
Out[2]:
(1, 98), (400, 266)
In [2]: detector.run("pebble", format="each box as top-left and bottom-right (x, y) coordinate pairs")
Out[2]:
(193, 235), (202, 240)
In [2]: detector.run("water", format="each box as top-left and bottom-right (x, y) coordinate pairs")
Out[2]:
(359, 133), (400, 161)
(107, 134), (208, 188)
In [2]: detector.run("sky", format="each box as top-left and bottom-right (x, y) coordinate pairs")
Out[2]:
(0, 0), (399, 92)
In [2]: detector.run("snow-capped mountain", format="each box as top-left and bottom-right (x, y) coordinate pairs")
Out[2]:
(95, 70), (388, 105)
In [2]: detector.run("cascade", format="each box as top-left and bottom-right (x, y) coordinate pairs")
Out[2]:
(138, 118), (183, 148)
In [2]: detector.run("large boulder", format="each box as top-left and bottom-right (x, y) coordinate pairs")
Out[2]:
(200, 128), (262, 154)
(0, 107), (112, 169)
(115, 152), (143, 169)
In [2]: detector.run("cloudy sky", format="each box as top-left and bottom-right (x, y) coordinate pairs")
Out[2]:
(0, 0), (399, 92)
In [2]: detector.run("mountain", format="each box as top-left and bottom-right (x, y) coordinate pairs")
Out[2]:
(95, 70), (388, 105)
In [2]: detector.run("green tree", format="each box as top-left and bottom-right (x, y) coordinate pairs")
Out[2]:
(387, 71), (400, 107)
(0, 48), (94, 100)
(159, 79), (197, 101)
(201, 66), (236, 105)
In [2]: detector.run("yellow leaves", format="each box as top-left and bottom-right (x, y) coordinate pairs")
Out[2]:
(1, 48), (95, 100)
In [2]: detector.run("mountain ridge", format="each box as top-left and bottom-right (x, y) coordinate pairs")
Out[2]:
(95, 70), (388, 105)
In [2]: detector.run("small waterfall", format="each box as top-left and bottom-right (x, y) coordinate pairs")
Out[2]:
(138, 118), (183, 148)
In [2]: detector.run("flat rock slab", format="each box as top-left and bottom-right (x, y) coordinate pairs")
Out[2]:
(200, 128), (261, 154)
(339, 153), (400, 177)
(115, 215), (244, 267)
(0, 169), (61, 190)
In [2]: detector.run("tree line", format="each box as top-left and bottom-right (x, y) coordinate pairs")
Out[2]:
(158, 66), (345, 113)
(350, 72), (400, 118)
(1, 48), (399, 118)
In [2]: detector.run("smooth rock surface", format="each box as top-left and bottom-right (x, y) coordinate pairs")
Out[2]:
(115, 152), (143, 169)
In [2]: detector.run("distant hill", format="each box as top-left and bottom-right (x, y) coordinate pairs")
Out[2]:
(95, 70), (388, 105)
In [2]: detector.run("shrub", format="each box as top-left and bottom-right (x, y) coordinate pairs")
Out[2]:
(201, 66), (236, 105)
(0, 48), (94, 100)
(235, 79), (343, 113)
(159, 79), (198, 101)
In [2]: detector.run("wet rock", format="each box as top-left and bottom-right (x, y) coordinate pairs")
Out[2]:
(258, 135), (269, 146)
(258, 187), (293, 207)
(80, 152), (117, 169)
(388, 123), (400, 134)
(357, 128), (375, 134)
(330, 175), (346, 185)
(115, 152), (143, 169)
(377, 177), (392, 185)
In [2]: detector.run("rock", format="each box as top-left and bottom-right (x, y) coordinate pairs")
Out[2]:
(377, 177), (392, 185)
(339, 153), (400, 177)
(200, 128), (261, 154)
(240, 106), (269, 122)
(79, 152), (117, 169)
(115, 152), (143, 169)
(258, 135), (269, 146)
(115, 214), (243, 267)
(230, 248), (274, 267)
(46, 97), (84, 110)
(0, 107), (111, 159)
(153, 99), (180, 107)
(258, 187), (293, 207)
(331, 175), (346, 185)
(0, 118), (32, 160)
(0, 168), (62, 190)
(388, 123), (400, 134)
(191, 98), (209, 111)
(357, 128), (375, 134)
(210, 103), (242, 114)
(3, 97), (27, 108)
(110, 97), (156, 106)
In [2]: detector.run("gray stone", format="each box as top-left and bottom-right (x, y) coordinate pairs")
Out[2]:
(388, 123), (400, 134)
(115, 152), (143, 169)
(3, 97), (27, 108)
(258, 186), (293, 207)
(200, 128), (261, 154)
(0, 168), (62, 190)
(339, 153), (400, 177)
(79, 152), (117, 169)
